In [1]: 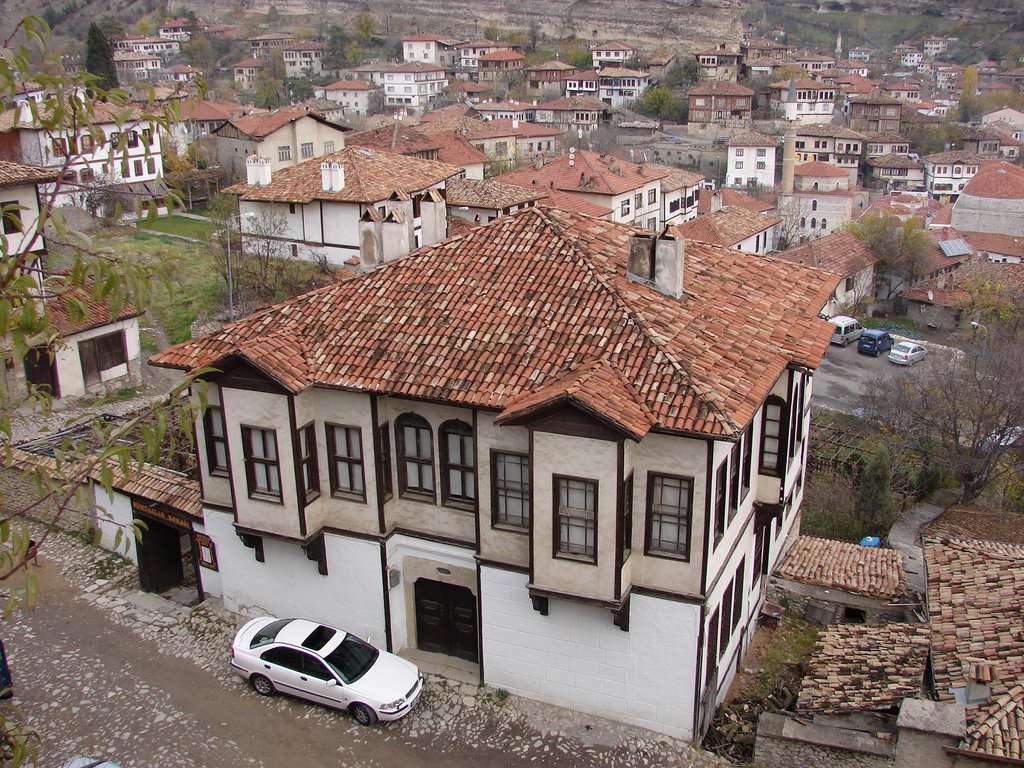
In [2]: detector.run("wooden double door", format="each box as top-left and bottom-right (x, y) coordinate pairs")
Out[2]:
(414, 579), (478, 663)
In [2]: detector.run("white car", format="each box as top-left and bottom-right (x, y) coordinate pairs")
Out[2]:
(888, 341), (928, 366)
(230, 616), (423, 726)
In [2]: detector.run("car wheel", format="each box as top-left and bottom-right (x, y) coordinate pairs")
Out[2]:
(350, 703), (378, 727)
(841, 338), (848, 347)
(251, 674), (275, 697)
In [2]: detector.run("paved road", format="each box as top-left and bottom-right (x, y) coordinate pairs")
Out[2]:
(3, 529), (724, 768)
(813, 339), (935, 413)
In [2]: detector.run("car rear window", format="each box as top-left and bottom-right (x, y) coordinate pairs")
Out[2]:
(893, 343), (913, 352)
(302, 625), (337, 651)
(250, 618), (293, 648)
(324, 635), (380, 684)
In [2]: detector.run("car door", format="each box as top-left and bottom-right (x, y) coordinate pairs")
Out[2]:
(300, 653), (350, 710)
(259, 647), (314, 702)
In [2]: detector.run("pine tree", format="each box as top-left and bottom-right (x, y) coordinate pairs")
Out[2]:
(85, 23), (119, 91)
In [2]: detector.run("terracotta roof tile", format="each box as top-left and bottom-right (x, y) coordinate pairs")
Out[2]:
(794, 161), (849, 178)
(478, 50), (524, 62)
(961, 162), (1024, 200)
(961, 231), (1024, 259)
(496, 150), (670, 197)
(322, 79), (377, 91)
(537, 95), (610, 112)
(961, 685), (1024, 760)
(867, 155), (923, 170)
(0, 101), (144, 133)
(444, 178), (545, 209)
(777, 231), (878, 276)
(647, 164), (705, 192)
(43, 273), (142, 336)
(223, 147), (462, 204)
(347, 124), (487, 168)
(797, 623), (930, 714)
(103, 463), (201, 517)
(902, 259), (1024, 307)
(728, 131), (777, 147)
(671, 208), (780, 248)
(794, 124), (866, 140)
(925, 537), (1024, 708)
(221, 108), (338, 140)
(776, 535), (906, 599)
(687, 82), (754, 97)
(697, 188), (774, 215)
(151, 207), (837, 437)
(927, 505), (1024, 546)
(924, 150), (983, 165)
(541, 191), (614, 218)
(0, 160), (59, 188)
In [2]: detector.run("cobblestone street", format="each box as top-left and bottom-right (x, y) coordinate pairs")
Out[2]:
(3, 525), (726, 768)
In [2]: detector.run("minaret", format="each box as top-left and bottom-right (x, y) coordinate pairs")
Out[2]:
(835, 29), (843, 60)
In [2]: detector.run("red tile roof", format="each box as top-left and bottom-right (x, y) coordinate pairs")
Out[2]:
(496, 150), (670, 197)
(671, 207), (780, 248)
(541, 190), (614, 218)
(222, 108), (340, 140)
(697, 188), (775, 215)
(924, 150), (983, 165)
(728, 131), (776, 147)
(444, 178), (545, 209)
(777, 231), (878, 277)
(43, 275), (142, 336)
(223, 147), (462, 204)
(961, 231), (1024, 259)
(0, 160), (59, 188)
(322, 79), (377, 91)
(150, 207), (838, 437)
(926, 537), (1024, 713)
(961, 685), (1024, 760)
(797, 624), (930, 714)
(478, 50), (524, 62)
(776, 535), (906, 599)
(688, 82), (755, 97)
(346, 124), (487, 168)
(537, 96), (610, 113)
(902, 259), (1024, 307)
(105, 463), (201, 517)
(960, 161), (1024, 199)
(794, 161), (849, 178)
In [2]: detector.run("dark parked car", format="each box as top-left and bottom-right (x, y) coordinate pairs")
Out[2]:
(857, 329), (894, 357)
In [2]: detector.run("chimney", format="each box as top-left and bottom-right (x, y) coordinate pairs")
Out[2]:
(781, 124), (797, 196)
(320, 161), (333, 192)
(246, 155), (272, 186)
(711, 190), (723, 212)
(358, 207), (383, 269)
(512, 118), (519, 129)
(381, 209), (411, 262)
(17, 100), (33, 127)
(331, 161), (345, 191)
(627, 232), (684, 298)
(534, 153), (544, 170)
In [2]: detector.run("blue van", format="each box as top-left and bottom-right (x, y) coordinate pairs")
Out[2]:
(857, 329), (894, 357)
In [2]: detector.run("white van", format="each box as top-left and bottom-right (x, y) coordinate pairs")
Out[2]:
(829, 316), (863, 346)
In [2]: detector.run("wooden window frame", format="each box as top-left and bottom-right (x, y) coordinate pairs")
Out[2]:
(644, 472), (693, 561)
(741, 422), (753, 500)
(326, 423), (365, 501)
(728, 442), (740, 523)
(395, 414), (435, 501)
(491, 450), (530, 531)
(204, 404), (229, 476)
(713, 461), (727, 545)
(377, 422), (393, 501)
(241, 425), (283, 502)
(732, 559), (745, 631)
(297, 422), (320, 504)
(621, 472), (634, 561)
(759, 395), (788, 477)
(439, 420), (476, 510)
(79, 331), (128, 387)
(553, 474), (598, 564)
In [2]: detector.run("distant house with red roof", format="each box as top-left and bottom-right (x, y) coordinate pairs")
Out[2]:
(778, 161), (855, 243)
(591, 40), (636, 68)
(777, 231), (879, 315)
(402, 34), (463, 68)
(687, 82), (754, 130)
(314, 79), (382, 117)
(212, 108), (351, 178)
(673, 190), (780, 254)
(347, 123), (488, 180)
(477, 50), (525, 83)
(533, 96), (615, 133)
(232, 58), (267, 92)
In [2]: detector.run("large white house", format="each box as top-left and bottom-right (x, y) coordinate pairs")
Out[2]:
(923, 150), (982, 200)
(727, 132), (778, 190)
(150, 206), (837, 741)
(0, 100), (166, 216)
(224, 148), (461, 266)
(382, 63), (449, 116)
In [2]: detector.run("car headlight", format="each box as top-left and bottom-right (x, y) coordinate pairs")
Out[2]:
(379, 698), (405, 712)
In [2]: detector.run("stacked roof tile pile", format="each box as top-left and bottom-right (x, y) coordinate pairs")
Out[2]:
(776, 535), (906, 599)
(797, 623), (930, 714)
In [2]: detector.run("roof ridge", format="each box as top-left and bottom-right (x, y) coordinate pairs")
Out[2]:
(542, 210), (734, 434)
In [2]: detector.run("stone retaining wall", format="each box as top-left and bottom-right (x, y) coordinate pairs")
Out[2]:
(756, 713), (895, 768)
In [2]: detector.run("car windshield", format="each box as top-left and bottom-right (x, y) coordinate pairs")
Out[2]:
(302, 625), (337, 651)
(323, 635), (380, 684)
(250, 618), (293, 648)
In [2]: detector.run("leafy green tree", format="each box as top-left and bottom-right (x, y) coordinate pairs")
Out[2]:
(855, 444), (895, 533)
(638, 86), (685, 122)
(353, 11), (377, 44)
(254, 69), (285, 107)
(565, 45), (593, 69)
(267, 4), (280, 23)
(287, 77), (313, 101)
(847, 212), (932, 298)
(96, 15), (124, 40)
(85, 22), (119, 91)
(482, 23), (500, 41)
(184, 36), (214, 70)
(1, 16), (198, 759)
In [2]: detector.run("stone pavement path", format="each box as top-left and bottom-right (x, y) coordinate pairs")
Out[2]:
(3, 526), (727, 768)
(887, 489), (959, 596)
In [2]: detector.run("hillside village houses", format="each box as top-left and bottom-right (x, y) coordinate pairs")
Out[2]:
(0, 100), (167, 216)
(148, 197), (838, 740)
(226, 148), (460, 266)
(212, 109), (350, 179)
(0, 160), (144, 399)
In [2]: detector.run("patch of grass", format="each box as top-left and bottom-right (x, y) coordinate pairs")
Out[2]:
(750, 615), (820, 700)
(136, 214), (218, 241)
(140, 328), (159, 353)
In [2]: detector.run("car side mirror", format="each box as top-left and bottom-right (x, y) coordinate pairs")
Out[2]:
(327, 679), (339, 687)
